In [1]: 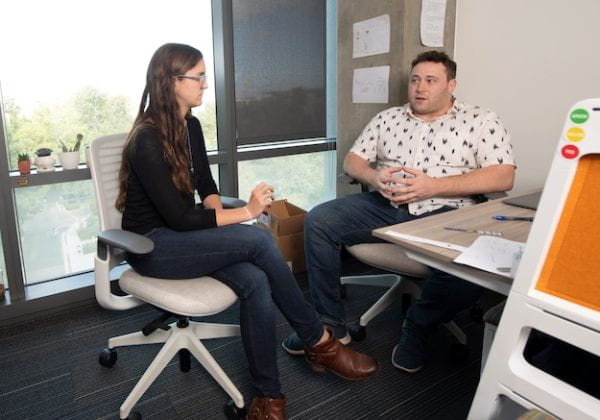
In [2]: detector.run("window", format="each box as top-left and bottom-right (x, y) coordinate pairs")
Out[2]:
(231, 0), (334, 211)
(14, 182), (98, 284)
(0, 0), (217, 170)
(232, 0), (326, 145)
(238, 151), (335, 211)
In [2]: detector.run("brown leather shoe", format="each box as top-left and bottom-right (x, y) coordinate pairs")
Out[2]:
(247, 396), (286, 420)
(304, 327), (379, 380)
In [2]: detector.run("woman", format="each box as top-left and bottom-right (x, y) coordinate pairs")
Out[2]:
(116, 43), (378, 419)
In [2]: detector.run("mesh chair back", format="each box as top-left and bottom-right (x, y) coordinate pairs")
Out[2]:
(89, 133), (128, 231)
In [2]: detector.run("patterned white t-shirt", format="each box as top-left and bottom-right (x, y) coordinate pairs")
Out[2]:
(350, 100), (515, 215)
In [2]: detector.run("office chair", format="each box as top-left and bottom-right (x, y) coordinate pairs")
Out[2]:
(89, 133), (246, 420)
(339, 177), (506, 352)
(341, 243), (467, 351)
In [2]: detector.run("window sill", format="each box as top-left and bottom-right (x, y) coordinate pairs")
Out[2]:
(0, 265), (129, 325)
(9, 166), (91, 188)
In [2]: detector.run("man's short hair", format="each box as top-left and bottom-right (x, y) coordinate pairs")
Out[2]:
(411, 50), (457, 81)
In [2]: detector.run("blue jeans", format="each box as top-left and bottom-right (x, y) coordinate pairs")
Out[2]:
(126, 224), (323, 398)
(304, 191), (484, 330)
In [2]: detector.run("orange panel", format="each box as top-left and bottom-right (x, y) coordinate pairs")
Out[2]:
(536, 154), (600, 311)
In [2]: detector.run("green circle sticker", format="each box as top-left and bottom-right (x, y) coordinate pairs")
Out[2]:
(570, 108), (589, 124)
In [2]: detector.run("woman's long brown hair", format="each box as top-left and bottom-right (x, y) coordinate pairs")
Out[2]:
(116, 43), (202, 212)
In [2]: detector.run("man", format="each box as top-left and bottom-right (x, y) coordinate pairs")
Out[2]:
(282, 50), (515, 372)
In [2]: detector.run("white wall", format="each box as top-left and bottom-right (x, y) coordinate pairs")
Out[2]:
(454, 0), (600, 194)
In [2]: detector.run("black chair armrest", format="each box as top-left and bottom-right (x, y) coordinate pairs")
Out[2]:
(483, 300), (506, 326)
(483, 191), (508, 200)
(221, 196), (247, 209)
(98, 229), (154, 255)
(338, 172), (369, 193)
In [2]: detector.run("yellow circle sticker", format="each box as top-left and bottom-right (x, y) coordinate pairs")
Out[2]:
(566, 126), (585, 142)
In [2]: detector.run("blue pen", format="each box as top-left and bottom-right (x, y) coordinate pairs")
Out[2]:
(492, 215), (534, 221)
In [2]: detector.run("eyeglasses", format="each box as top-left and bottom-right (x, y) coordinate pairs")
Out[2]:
(175, 74), (207, 83)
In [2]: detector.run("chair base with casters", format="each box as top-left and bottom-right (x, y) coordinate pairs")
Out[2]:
(341, 243), (467, 349)
(96, 259), (246, 420)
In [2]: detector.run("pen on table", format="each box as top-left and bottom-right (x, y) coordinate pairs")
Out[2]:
(492, 216), (534, 221)
(443, 226), (503, 236)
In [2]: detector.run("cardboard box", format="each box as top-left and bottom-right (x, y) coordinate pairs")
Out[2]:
(257, 200), (307, 273)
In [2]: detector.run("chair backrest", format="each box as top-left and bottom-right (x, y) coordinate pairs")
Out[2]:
(89, 133), (144, 311)
(88, 133), (128, 232)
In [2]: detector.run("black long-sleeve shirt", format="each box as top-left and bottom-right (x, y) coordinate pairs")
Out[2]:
(121, 117), (219, 234)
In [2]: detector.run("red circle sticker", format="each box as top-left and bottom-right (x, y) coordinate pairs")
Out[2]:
(561, 144), (579, 159)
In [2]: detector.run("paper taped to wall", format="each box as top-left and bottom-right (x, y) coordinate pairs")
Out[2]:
(420, 0), (447, 47)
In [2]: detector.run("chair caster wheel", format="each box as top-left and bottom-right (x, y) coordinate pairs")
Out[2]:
(348, 324), (367, 341)
(99, 347), (117, 367)
(224, 400), (246, 419)
(470, 304), (484, 322)
(449, 342), (469, 364)
(179, 349), (191, 372)
(401, 294), (413, 315)
(124, 410), (142, 420)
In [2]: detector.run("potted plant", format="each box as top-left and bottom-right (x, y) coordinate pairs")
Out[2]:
(58, 133), (83, 170)
(17, 153), (31, 175)
(34, 148), (56, 172)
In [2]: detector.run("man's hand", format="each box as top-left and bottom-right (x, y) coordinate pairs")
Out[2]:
(387, 164), (515, 204)
(370, 166), (405, 198)
(382, 167), (438, 204)
(344, 152), (514, 203)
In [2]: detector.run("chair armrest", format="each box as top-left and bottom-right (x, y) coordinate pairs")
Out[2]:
(483, 300), (506, 326)
(98, 229), (154, 255)
(98, 198), (244, 258)
(483, 191), (508, 200)
(338, 172), (358, 185)
(221, 196), (247, 209)
(338, 172), (369, 193)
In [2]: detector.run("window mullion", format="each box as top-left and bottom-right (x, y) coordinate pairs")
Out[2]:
(212, 0), (239, 198)
(0, 102), (26, 301)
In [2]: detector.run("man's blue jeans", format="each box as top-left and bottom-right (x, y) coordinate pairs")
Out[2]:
(305, 191), (484, 331)
(126, 223), (323, 398)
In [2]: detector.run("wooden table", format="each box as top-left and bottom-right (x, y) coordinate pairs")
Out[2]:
(373, 194), (537, 295)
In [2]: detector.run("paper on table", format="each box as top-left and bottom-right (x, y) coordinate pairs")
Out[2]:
(453, 235), (525, 278)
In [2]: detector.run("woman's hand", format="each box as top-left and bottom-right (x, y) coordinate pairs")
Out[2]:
(246, 182), (275, 218)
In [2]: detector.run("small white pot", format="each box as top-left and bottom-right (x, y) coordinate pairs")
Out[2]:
(58, 151), (80, 170)
(34, 155), (56, 172)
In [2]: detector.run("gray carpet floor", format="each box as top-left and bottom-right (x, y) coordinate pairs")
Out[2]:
(0, 264), (493, 419)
